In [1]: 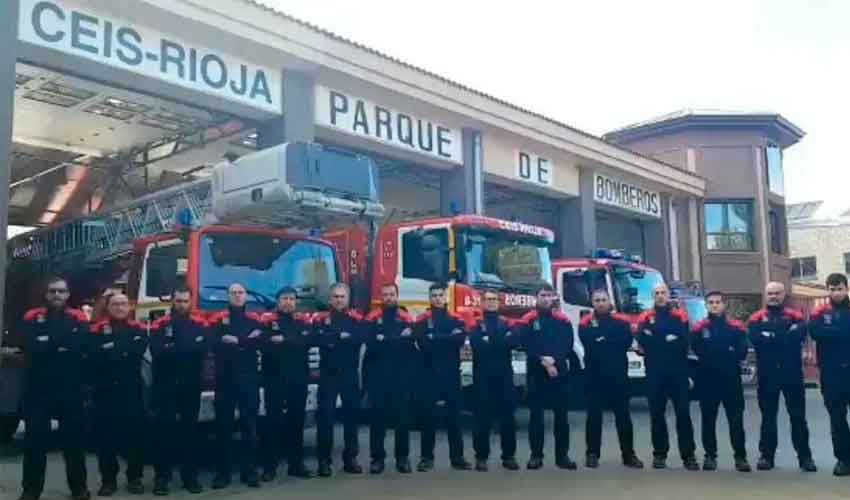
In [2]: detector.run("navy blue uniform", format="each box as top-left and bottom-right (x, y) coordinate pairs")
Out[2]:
(365, 306), (417, 463)
(259, 311), (314, 473)
(19, 307), (89, 497)
(413, 308), (468, 462)
(149, 312), (209, 485)
(315, 309), (365, 465)
(90, 318), (149, 485)
(810, 299), (850, 463)
(210, 307), (266, 482)
(579, 311), (636, 460)
(637, 306), (696, 461)
(748, 306), (812, 462)
(470, 312), (519, 462)
(520, 309), (575, 462)
(691, 314), (748, 460)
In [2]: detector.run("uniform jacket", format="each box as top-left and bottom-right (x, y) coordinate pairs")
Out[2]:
(636, 305), (691, 376)
(89, 318), (149, 416)
(810, 299), (850, 379)
(747, 305), (806, 378)
(469, 312), (520, 383)
(578, 310), (633, 379)
(691, 314), (748, 377)
(20, 307), (89, 401)
(208, 307), (265, 377)
(519, 309), (575, 381)
(313, 309), (365, 377)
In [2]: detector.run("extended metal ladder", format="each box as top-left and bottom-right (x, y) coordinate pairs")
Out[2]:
(9, 179), (213, 264)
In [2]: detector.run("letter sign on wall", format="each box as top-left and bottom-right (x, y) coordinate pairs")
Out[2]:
(593, 173), (661, 219)
(314, 85), (463, 164)
(18, 0), (282, 114)
(515, 150), (553, 187)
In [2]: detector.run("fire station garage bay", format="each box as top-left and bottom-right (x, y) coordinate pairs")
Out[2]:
(2, 0), (707, 310)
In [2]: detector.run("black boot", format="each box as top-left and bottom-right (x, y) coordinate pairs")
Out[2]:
(70, 490), (91, 500)
(97, 480), (117, 497)
(152, 478), (169, 497)
(261, 468), (276, 482)
(17, 491), (40, 500)
(370, 459), (385, 475)
(318, 460), (333, 477)
(703, 456), (717, 471)
(799, 457), (817, 473)
(833, 461), (850, 476)
(288, 463), (314, 478)
(475, 459), (488, 472)
(183, 479), (203, 494)
(585, 453), (600, 468)
(556, 456), (578, 470)
(527, 457), (543, 470)
(735, 457), (752, 473)
(451, 458), (473, 471)
(126, 479), (144, 495)
(241, 472), (260, 488)
(652, 455), (667, 469)
(623, 454), (644, 469)
(683, 456), (700, 471)
(757, 455), (774, 471)
(502, 458), (519, 471)
(343, 459), (363, 474)
(211, 473), (230, 490)
(396, 458), (412, 474)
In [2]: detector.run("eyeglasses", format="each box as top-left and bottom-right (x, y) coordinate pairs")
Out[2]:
(47, 288), (69, 294)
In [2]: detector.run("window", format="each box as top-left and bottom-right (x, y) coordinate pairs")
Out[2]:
(401, 228), (449, 282)
(145, 242), (188, 298)
(705, 202), (755, 251)
(561, 269), (608, 308)
(765, 144), (785, 196)
(790, 256), (817, 281)
(769, 208), (784, 255)
(844, 252), (850, 275)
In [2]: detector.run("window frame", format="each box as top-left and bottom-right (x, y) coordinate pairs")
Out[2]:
(844, 252), (850, 275)
(704, 201), (756, 252)
(790, 256), (817, 281)
(765, 143), (785, 196)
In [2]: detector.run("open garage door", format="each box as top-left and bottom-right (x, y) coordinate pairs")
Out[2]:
(10, 62), (260, 229)
(485, 181), (560, 245)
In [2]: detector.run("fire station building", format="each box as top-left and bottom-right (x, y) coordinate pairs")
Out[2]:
(2, 0), (803, 307)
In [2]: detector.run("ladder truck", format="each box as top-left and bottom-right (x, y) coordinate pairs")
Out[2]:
(0, 142), (384, 436)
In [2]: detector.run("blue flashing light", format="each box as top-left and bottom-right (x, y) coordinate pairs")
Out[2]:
(591, 248), (624, 260)
(309, 227), (324, 238)
(449, 200), (461, 216)
(176, 208), (193, 227)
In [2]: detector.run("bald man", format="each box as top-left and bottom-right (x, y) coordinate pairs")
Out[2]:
(747, 282), (815, 472)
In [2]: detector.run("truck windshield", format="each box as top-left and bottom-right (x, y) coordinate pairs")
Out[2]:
(460, 229), (552, 293)
(198, 232), (337, 311)
(611, 264), (665, 315)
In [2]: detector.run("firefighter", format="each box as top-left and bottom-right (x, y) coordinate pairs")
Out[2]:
(365, 283), (417, 474)
(747, 281), (816, 472)
(691, 290), (751, 472)
(259, 287), (315, 481)
(810, 273), (850, 476)
(579, 289), (643, 469)
(414, 282), (472, 472)
(89, 292), (149, 496)
(521, 283), (577, 471)
(469, 289), (520, 472)
(315, 283), (365, 477)
(149, 286), (209, 495)
(209, 283), (266, 489)
(636, 284), (699, 470)
(18, 276), (90, 500)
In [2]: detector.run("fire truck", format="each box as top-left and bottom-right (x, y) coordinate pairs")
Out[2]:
(0, 141), (555, 439)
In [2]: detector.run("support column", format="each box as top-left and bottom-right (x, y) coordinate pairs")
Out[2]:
(0, 0), (18, 375)
(643, 194), (671, 278)
(257, 70), (315, 148)
(440, 128), (482, 216)
(558, 168), (596, 257)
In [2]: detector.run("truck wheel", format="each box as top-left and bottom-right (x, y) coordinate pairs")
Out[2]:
(0, 415), (20, 445)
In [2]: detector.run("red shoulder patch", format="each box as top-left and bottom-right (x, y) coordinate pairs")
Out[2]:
(519, 310), (539, 325)
(151, 315), (171, 331)
(728, 319), (747, 333)
(312, 311), (330, 324)
(189, 313), (207, 327)
(812, 303), (833, 319)
(90, 320), (110, 335)
(637, 310), (655, 325)
(748, 309), (768, 324)
(208, 311), (230, 324)
(398, 310), (415, 324)
(552, 311), (571, 324)
(692, 318), (710, 335)
(365, 309), (382, 322)
(260, 312), (279, 324)
(128, 320), (147, 330)
(612, 312), (632, 324)
(671, 308), (689, 323)
(65, 308), (89, 322)
(294, 312), (313, 323)
(415, 310), (433, 323)
(245, 311), (263, 322)
(579, 314), (594, 328)
(23, 307), (47, 322)
(783, 308), (804, 321)
(346, 309), (364, 321)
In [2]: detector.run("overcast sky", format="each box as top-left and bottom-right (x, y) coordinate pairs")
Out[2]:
(262, 0), (850, 212)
